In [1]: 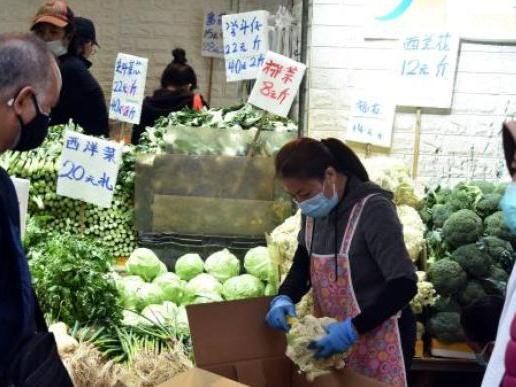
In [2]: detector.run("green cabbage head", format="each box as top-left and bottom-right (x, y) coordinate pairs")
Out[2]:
(136, 283), (164, 311)
(117, 275), (145, 310)
(153, 272), (186, 304)
(184, 273), (223, 303)
(175, 253), (204, 280)
(222, 274), (265, 301)
(244, 246), (272, 281)
(204, 249), (240, 282)
(127, 248), (167, 282)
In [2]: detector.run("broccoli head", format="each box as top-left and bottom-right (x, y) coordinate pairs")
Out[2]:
(459, 280), (487, 306)
(442, 209), (483, 249)
(451, 243), (492, 277)
(428, 258), (467, 296)
(428, 312), (465, 343)
(484, 211), (516, 246)
(470, 181), (496, 195)
(449, 183), (483, 211)
(477, 236), (515, 273)
(481, 265), (509, 296)
(432, 297), (461, 314)
(419, 207), (433, 228)
(432, 204), (454, 229)
(475, 194), (502, 219)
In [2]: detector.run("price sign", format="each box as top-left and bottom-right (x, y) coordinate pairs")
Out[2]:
(109, 53), (148, 124)
(57, 131), (123, 208)
(248, 51), (306, 117)
(222, 10), (269, 82)
(202, 10), (226, 58)
(346, 96), (395, 148)
(396, 32), (459, 109)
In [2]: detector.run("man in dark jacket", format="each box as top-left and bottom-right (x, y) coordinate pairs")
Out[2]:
(31, 1), (109, 137)
(0, 33), (62, 380)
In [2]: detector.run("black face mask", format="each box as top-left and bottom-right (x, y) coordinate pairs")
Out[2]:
(12, 94), (51, 152)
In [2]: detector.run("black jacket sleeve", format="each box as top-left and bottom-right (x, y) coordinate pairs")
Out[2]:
(73, 71), (109, 137)
(278, 244), (311, 303)
(352, 277), (417, 334)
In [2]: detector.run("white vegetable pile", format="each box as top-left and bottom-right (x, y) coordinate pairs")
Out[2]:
(286, 316), (347, 382)
(410, 271), (438, 314)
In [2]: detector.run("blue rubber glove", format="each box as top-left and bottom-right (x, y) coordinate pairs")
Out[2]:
(309, 318), (358, 359)
(265, 295), (297, 332)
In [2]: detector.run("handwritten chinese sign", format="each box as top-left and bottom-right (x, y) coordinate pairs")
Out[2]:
(57, 132), (123, 208)
(109, 53), (148, 125)
(248, 51), (306, 117)
(346, 96), (395, 148)
(11, 177), (29, 238)
(222, 10), (269, 82)
(202, 10), (226, 58)
(396, 32), (459, 109)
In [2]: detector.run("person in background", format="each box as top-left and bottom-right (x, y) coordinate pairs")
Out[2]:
(0, 33), (71, 386)
(31, 0), (109, 137)
(482, 121), (516, 387)
(461, 295), (504, 365)
(71, 17), (99, 64)
(265, 138), (417, 387)
(131, 48), (207, 145)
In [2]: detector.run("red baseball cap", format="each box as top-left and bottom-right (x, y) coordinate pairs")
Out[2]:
(31, 0), (71, 29)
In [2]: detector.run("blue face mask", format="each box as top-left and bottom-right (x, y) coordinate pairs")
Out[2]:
(296, 183), (339, 218)
(501, 183), (516, 234)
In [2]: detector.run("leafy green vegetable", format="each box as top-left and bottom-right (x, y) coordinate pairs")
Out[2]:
(432, 204), (454, 229)
(470, 181), (496, 195)
(204, 249), (240, 282)
(141, 302), (178, 326)
(448, 183), (483, 211)
(222, 274), (265, 301)
(432, 297), (461, 314)
(29, 233), (122, 326)
(244, 246), (273, 281)
(126, 248), (167, 282)
(428, 258), (467, 296)
(442, 209), (483, 248)
(477, 236), (515, 273)
(175, 254), (204, 281)
(117, 275), (145, 310)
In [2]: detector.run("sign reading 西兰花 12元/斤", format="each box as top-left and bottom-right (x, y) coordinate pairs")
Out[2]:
(202, 10), (226, 58)
(248, 51), (306, 117)
(396, 32), (459, 109)
(222, 10), (269, 82)
(109, 53), (148, 125)
(345, 95), (395, 148)
(57, 131), (123, 208)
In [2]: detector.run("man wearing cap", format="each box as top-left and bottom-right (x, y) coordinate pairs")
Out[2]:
(31, 0), (109, 137)
(0, 32), (72, 386)
(73, 17), (99, 62)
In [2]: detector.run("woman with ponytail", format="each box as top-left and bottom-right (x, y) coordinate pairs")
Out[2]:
(132, 48), (207, 144)
(266, 137), (417, 386)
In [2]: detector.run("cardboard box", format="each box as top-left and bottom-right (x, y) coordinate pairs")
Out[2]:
(187, 297), (388, 387)
(158, 368), (248, 386)
(430, 339), (476, 360)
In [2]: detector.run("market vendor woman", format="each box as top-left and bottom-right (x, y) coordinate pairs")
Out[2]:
(266, 138), (417, 386)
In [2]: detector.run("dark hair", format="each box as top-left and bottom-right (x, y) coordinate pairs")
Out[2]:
(160, 48), (198, 89)
(0, 33), (54, 101)
(461, 295), (504, 345)
(275, 137), (369, 182)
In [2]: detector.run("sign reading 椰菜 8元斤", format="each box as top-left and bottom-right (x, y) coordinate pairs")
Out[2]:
(248, 51), (306, 117)
(222, 10), (269, 82)
(109, 53), (148, 125)
(57, 131), (123, 208)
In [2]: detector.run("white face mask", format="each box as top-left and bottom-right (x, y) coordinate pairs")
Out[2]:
(46, 40), (67, 57)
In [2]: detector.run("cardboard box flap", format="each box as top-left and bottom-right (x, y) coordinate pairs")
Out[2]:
(235, 360), (267, 387)
(187, 297), (285, 366)
(158, 368), (248, 386)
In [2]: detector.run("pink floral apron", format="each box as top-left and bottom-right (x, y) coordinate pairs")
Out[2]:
(307, 194), (407, 387)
